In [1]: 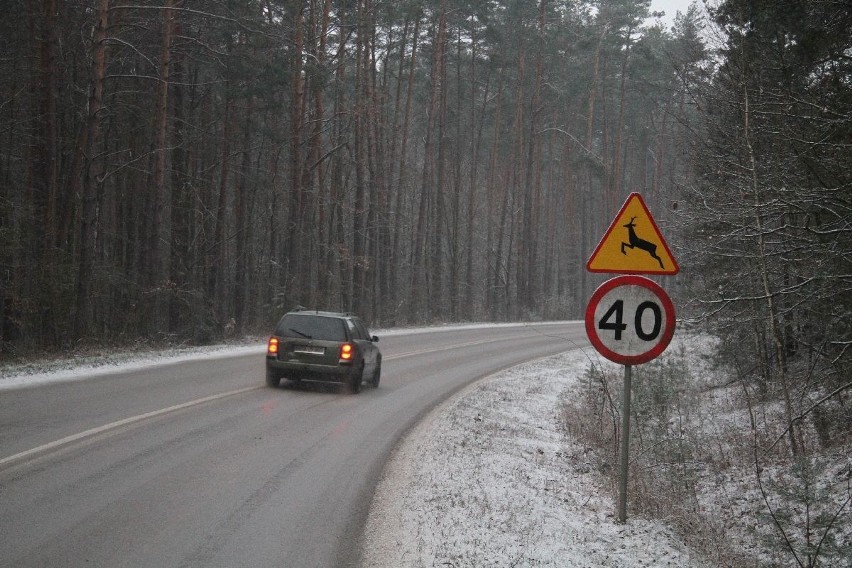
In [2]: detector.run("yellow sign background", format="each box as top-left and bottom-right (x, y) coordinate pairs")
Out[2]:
(586, 193), (679, 275)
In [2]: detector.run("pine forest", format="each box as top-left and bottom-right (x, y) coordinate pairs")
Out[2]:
(1, 0), (849, 422)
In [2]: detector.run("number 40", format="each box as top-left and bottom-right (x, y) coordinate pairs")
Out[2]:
(598, 300), (662, 341)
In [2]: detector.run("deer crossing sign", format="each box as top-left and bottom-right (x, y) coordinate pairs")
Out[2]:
(586, 193), (679, 275)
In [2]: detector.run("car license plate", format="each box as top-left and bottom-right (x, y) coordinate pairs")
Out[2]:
(294, 346), (325, 355)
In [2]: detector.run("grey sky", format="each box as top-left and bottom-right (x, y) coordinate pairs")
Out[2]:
(650, 0), (697, 26)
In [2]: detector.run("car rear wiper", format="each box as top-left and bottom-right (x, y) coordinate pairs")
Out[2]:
(288, 327), (312, 339)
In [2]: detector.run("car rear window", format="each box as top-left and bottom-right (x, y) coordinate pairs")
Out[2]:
(275, 314), (347, 341)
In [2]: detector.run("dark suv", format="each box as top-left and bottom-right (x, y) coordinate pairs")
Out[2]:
(265, 309), (381, 393)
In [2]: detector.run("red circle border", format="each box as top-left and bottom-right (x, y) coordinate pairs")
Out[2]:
(584, 275), (676, 365)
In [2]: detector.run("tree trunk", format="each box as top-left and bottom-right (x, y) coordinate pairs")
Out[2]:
(311, 0), (332, 309)
(40, 0), (59, 259)
(518, 0), (546, 315)
(74, 0), (109, 338)
(411, 13), (445, 321)
(742, 86), (801, 456)
(486, 69), (506, 320)
(611, 28), (633, 210)
(394, 13), (420, 321)
(233, 100), (254, 330)
(147, 0), (175, 334)
(430, 3), (448, 319)
(286, 2), (307, 305)
(169, 28), (189, 334)
(210, 91), (233, 326)
(352, 0), (369, 315)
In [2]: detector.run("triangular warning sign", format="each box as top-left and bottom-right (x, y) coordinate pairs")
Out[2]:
(586, 193), (679, 275)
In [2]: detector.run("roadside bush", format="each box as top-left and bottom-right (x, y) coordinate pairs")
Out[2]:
(562, 335), (852, 568)
(562, 342), (754, 567)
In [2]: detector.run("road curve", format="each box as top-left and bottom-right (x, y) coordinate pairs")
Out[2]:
(0, 322), (587, 567)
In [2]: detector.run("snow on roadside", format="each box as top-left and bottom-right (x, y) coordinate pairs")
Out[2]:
(360, 348), (714, 568)
(0, 322), (572, 390)
(0, 342), (266, 390)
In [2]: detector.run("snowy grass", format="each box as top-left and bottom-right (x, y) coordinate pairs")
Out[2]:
(362, 331), (851, 568)
(562, 334), (852, 568)
(360, 346), (715, 567)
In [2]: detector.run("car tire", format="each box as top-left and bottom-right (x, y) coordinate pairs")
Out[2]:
(370, 357), (382, 388)
(266, 369), (281, 388)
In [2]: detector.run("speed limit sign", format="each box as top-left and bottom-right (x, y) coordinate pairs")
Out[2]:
(585, 275), (676, 365)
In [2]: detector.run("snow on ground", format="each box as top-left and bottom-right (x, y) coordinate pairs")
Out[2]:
(360, 346), (714, 568)
(0, 322), (561, 390)
(0, 342), (266, 390)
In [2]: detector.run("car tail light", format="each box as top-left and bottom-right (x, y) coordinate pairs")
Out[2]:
(267, 337), (280, 355)
(339, 342), (355, 362)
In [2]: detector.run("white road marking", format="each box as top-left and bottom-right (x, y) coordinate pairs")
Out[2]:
(0, 385), (260, 469)
(2, 327), (572, 469)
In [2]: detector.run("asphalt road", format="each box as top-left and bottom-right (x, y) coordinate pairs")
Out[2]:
(0, 322), (587, 567)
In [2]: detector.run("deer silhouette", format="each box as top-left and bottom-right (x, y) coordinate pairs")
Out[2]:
(621, 217), (664, 269)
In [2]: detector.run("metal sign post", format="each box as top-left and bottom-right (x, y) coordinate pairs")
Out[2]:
(585, 193), (679, 524)
(618, 364), (632, 523)
(585, 276), (674, 523)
